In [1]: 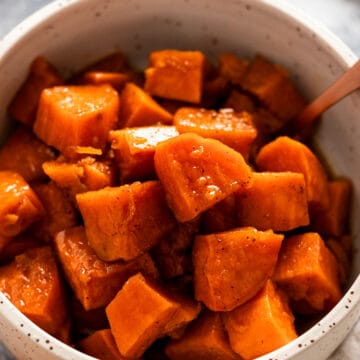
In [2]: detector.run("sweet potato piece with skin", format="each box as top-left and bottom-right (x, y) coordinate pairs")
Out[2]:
(154, 133), (253, 222)
(120, 82), (173, 127)
(79, 329), (127, 360)
(256, 136), (330, 211)
(109, 126), (179, 183)
(145, 50), (206, 103)
(241, 55), (305, 122)
(218, 52), (249, 86)
(77, 181), (176, 261)
(193, 227), (284, 311)
(8, 56), (64, 126)
(55, 226), (158, 310)
(34, 85), (119, 155)
(106, 273), (196, 358)
(174, 108), (257, 159)
(236, 172), (309, 231)
(165, 311), (239, 360)
(0, 171), (44, 237)
(0, 127), (56, 182)
(0, 246), (68, 337)
(201, 194), (237, 234)
(312, 179), (352, 236)
(31, 182), (78, 242)
(222, 280), (297, 360)
(273, 232), (342, 313)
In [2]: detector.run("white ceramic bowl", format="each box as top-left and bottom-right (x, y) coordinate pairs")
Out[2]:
(0, 0), (359, 359)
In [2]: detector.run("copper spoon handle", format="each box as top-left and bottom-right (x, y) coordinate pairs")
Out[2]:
(296, 59), (360, 135)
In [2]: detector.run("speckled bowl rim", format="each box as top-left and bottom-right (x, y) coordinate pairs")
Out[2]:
(0, 0), (359, 359)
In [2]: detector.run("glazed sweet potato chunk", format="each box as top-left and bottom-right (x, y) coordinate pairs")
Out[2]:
(55, 226), (158, 310)
(166, 311), (239, 360)
(218, 52), (249, 86)
(106, 273), (181, 358)
(312, 179), (352, 236)
(0, 127), (56, 182)
(145, 50), (206, 103)
(8, 56), (64, 126)
(76, 180), (176, 261)
(34, 84), (119, 155)
(193, 227), (284, 311)
(0, 246), (68, 338)
(256, 136), (330, 211)
(120, 82), (173, 127)
(109, 126), (179, 182)
(273, 232), (342, 313)
(154, 133), (253, 222)
(222, 280), (297, 360)
(79, 329), (126, 360)
(0, 171), (44, 237)
(31, 182), (78, 242)
(174, 107), (257, 159)
(241, 55), (305, 122)
(236, 172), (309, 231)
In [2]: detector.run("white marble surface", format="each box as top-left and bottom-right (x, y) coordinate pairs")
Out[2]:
(0, 0), (359, 359)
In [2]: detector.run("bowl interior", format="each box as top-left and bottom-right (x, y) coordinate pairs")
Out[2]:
(0, 0), (359, 359)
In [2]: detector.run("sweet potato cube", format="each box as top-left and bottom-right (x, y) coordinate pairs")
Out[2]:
(79, 329), (126, 360)
(55, 226), (158, 310)
(273, 232), (342, 313)
(154, 133), (253, 222)
(8, 56), (64, 126)
(31, 182), (78, 242)
(109, 126), (179, 182)
(76, 181), (176, 261)
(174, 108), (257, 159)
(105, 273), (181, 358)
(0, 127), (56, 182)
(236, 172), (309, 231)
(241, 55), (305, 122)
(145, 50), (206, 103)
(81, 71), (130, 92)
(0, 246), (67, 337)
(312, 179), (352, 236)
(193, 227), (284, 311)
(218, 52), (249, 86)
(256, 136), (330, 211)
(165, 311), (239, 360)
(0, 171), (44, 237)
(222, 280), (297, 360)
(120, 82), (173, 127)
(201, 194), (237, 234)
(34, 85), (119, 154)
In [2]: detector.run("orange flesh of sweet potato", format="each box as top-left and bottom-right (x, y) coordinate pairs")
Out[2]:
(165, 311), (239, 360)
(222, 280), (297, 360)
(193, 227), (284, 311)
(154, 133), (253, 222)
(174, 107), (257, 159)
(218, 52), (249, 86)
(236, 172), (309, 231)
(79, 329), (126, 360)
(120, 82), (173, 127)
(241, 55), (305, 122)
(0, 127), (56, 182)
(81, 71), (130, 92)
(312, 179), (352, 237)
(109, 126), (179, 182)
(145, 50), (206, 103)
(34, 85), (119, 155)
(76, 180), (176, 261)
(0, 246), (67, 337)
(8, 56), (64, 126)
(0, 171), (44, 237)
(273, 232), (342, 313)
(31, 182), (78, 242)
(106, 273), (181, 358)
(55, 226), (158, 310)
(256, 136), (330, 211)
